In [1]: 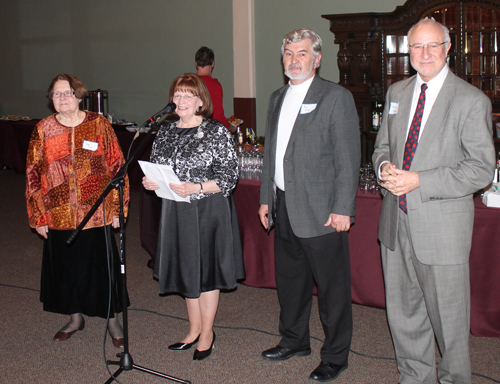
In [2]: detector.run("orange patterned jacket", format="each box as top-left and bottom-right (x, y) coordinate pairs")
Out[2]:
(26, 112), (129, 230)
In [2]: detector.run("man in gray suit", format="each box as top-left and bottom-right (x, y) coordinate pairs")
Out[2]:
(258, 28), (360, 382)
(373, 18), (495, 384)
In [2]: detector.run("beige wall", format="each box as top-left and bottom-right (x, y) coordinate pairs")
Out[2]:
(0, 0), (404, 129)
(0, 0), (234, 123)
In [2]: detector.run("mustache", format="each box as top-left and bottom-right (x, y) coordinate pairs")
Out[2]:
(287, 64), (302, 70)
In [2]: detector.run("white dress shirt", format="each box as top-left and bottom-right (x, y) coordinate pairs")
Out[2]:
(274, 76), (314, 191)
(378, 65), (449, 177)
(407, 65), (448, 138)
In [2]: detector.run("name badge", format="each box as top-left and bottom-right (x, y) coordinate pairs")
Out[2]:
(82, 140), (98, 151)
(300, 103), (317, 114)
(389, 102), (399, 115)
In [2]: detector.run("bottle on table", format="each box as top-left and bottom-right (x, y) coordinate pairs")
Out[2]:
(372, 101), (381, 131)
(494, 153), (500, 183)
(235, 125), (245, 154)
(246, 128), (256, 146)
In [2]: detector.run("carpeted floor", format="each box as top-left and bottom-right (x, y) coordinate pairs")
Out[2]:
(0, 169), (499, 384)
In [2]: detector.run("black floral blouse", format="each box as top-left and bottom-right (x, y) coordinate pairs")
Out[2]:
(150, 117), (238, 200)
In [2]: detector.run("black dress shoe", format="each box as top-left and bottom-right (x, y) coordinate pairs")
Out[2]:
(261, 345), (311, 361)
(309, 362), (348, 382)
(168, 335), (200, 351)
(193, 332), (215, 361)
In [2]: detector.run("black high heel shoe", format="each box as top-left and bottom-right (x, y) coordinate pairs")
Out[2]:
(193, 332), (216, 361)
(168, 335), (200, 351)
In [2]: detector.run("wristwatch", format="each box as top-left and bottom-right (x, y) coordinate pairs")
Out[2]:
(198, 182), (203, 194)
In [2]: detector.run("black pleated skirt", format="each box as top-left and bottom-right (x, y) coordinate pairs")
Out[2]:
(40, 226), (129, 318)
(154, 193), (245, 298)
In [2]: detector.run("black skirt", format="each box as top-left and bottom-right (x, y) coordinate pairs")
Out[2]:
(154, 193), (245, 298)
(40, 226), (129, 318)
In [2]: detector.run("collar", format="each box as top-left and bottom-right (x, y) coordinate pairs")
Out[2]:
(416, 65), (448, 88)
(288, 75), (315, 93)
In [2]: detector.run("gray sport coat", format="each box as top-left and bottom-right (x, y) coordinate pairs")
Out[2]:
(373, 70), (495, 265)
(260, 75), (361, 238)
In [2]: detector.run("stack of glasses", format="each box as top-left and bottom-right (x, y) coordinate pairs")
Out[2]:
(237, 146), (264, 180)
(235, 128), (264, 181)
(359, 163), (380, 193)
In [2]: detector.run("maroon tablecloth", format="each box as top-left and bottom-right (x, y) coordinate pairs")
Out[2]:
(0, 119), (41, 173)
(470, 199), (500, 337)
(113, 129), (155, 190)
(140, 180), (500, 337)
(5, 118), (497, 337)
(231, 180), (386, 307)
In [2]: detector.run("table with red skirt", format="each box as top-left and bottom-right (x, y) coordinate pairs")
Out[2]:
(3, 119), (499, 337)
(140, 179), (500, 338)
(0, 119), (40, 173)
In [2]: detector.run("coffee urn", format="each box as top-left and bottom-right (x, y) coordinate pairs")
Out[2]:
(84, 89), (109, 116)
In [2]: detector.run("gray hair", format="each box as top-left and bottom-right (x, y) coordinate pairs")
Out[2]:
(408, 17), (451, 48)
(281, 28), (322, 67)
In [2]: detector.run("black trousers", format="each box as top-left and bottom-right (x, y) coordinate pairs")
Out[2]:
(274, 189), (352, 365)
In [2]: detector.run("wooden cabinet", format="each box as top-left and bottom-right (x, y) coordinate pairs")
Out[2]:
(322, 0), (500, 163)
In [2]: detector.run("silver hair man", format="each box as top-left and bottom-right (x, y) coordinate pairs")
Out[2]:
(281, 28), (322, 67)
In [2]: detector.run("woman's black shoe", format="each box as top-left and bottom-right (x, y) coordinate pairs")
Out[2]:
(168, 335), (200, 351)
(193, 332), (216, 361)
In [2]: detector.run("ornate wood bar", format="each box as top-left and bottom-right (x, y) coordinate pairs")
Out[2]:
(323, 0), (500, 163)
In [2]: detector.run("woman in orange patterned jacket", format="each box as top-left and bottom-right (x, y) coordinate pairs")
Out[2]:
(26, 74), (129, 348)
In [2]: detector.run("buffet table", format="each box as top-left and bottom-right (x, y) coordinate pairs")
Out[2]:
(4, 119), (499, 337)
(0, 119), (40, 173)
(140, 179), (500, 338)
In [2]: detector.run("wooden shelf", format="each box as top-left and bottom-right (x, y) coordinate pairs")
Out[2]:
(323, 0), (500, 164)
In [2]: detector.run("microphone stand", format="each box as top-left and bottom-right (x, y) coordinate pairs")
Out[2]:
(67, 115), (191, 384)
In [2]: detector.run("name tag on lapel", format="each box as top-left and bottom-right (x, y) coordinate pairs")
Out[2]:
(82, 140), (98, 151)
(389, 102), (399, 115)
(300, 103), (317, 114)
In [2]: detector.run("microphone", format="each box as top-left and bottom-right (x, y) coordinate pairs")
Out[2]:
(129, 102), (177, 154)
(141, 102), (176, 127)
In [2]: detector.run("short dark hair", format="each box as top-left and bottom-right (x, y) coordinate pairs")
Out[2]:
(168, 73), (213, 118)
(195, 46), (215, 67)
(47, 74), (88, 101)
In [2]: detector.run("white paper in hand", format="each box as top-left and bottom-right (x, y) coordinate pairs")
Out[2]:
(138, 160), (190, 203)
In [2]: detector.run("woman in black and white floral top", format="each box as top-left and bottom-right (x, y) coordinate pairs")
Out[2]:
(150, 117), (237, 198)
(143, 74), (244, 361)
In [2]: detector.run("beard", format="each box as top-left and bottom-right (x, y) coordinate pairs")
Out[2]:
(284, 61), (315, 80)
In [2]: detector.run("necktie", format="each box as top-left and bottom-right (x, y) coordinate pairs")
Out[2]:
(399, 83), (427, 214)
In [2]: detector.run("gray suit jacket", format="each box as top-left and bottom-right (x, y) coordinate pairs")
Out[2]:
(373, 71), (495, 265)
(260, 75), (360, 238)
